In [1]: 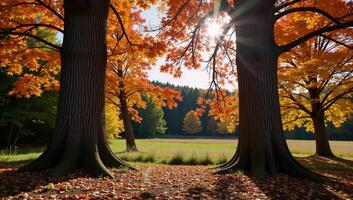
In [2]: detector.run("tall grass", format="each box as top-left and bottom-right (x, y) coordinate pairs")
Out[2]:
(116, 151), (227, 165)
(118, 152), (157, 163)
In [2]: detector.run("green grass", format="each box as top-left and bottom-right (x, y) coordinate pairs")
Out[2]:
(110, 139), (236, 165)
(1, 139), (353, 166)
(0, 152), (41, 164)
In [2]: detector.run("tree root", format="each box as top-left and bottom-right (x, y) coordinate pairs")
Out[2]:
(215, 146), (323, 181)
(19, 130), (136, 178)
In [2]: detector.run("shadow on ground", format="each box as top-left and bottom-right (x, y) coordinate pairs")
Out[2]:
(186, 157), (353, 199)
(298, 156), (353, 173)
(0, 167), (76, 197)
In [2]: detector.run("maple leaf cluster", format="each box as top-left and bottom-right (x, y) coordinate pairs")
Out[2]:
(0, 0), (63, 97)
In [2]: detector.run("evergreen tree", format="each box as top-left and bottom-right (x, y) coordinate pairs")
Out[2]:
(133, 96), (167, 137)
(206, 117), (217, 136)
(200, 105), (211, 135)
(0, 69), (58, 151)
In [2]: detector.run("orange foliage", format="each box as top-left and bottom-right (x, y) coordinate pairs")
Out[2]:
(0, 0), (63, 97)
(196, 90), (239, 132)
(159, 0), (353, 132)
(278, 36), (353, 131)
(105, 0), (182, 122)
(275, 1), (353, 131)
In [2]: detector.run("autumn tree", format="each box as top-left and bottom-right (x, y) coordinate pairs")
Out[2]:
(208, 92), (238, 127)
(216, 118), (236, 136)
(0, 0), (162, 177)
(279, 36), (353, 157)
(198, 91), (238, 136)
(158, 0), (353, 178)
(182, 110), (202, 134)
(105, 3), (181, 152)
(105, 103), (124, 140)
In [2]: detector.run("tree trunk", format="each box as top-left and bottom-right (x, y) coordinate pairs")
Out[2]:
(217, 0), (317, 179)
(309, 87), (334, 157)
(6, 124), (14, 153)
(311, 112), (334, 157)
(10, 125), (23, 152)
(19, 0), (133, 177)
(119, 91), (138, 152)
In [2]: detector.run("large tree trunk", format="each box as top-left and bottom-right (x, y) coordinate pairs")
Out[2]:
(119, 91), (138, 152)
(309, 88), (334, 157)
(312, 112), (334, 157)
(19, 0), (132, 177)
(217, 0), (316, 179)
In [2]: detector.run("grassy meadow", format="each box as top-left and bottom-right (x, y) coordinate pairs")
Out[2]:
(1, 139), (353, 165)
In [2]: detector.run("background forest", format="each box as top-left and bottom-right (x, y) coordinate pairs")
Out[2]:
(0, 0), (353, 199)
(1, 77), (352, 150)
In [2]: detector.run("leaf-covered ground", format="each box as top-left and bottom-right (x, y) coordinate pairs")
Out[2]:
(0, 157), (352, 199)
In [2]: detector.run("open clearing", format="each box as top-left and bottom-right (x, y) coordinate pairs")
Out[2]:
(1, 139), (353, 165)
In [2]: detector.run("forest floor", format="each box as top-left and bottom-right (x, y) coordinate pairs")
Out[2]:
(0, 156), (353, 199)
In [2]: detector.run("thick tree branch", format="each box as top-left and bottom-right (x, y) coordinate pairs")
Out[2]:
(279, 21), (353, 53)
(275, 7), (343, 24)
(109, 4), (133, 48)
(0, 31), (61, 50)
(4, 23), (64, 34)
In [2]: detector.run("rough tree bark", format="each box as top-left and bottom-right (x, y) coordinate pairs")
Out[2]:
(216, 0), (318, 179)
(119, 90), (138, 152)
(309, 87), (335, 157)
(19, 0), (132, 177)
(115, 69), (138, 152)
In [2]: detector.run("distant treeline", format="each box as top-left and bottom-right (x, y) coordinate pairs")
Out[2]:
(1, 75), (353, 150)
(132, 81), (222, 137)
(133, 81), (353, 141)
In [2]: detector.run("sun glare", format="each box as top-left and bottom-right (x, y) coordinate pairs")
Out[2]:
(206, 20), (223, 38)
